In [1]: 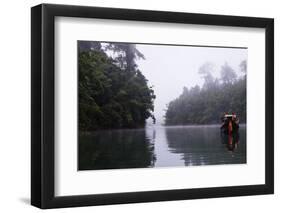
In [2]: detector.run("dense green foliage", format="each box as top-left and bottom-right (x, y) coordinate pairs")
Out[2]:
(78, 41), (155, 131)
(165, 62), (246, 125)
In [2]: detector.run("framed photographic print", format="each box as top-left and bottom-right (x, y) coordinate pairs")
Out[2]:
(31, 3), (274, 209)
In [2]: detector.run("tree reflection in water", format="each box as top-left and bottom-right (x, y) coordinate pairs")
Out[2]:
(79, 125), (246, 170)
(165, 125), (246, 166)
(79, 129), (156, 170)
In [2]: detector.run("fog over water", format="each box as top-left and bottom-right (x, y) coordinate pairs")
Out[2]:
(78, 41), (248, 170)
(136, 44), (247, 124)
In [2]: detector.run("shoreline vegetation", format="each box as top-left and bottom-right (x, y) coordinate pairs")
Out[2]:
(165, 62), (246, 125)
(79, 41), (246, 131)
(79, 123), (247, 136)
(79, 41), (156, 131)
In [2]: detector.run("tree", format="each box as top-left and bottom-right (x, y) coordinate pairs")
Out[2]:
(220, 62), (237, 84)
(78, 41), (155, 131)
(78, 40), (102, 52)
(198, 62), (215, 88)
(165, 61), (246, 125)
(240, 60), (247, 74)
(105, 43), (145, 71)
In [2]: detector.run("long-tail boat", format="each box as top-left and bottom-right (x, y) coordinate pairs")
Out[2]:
(220, 113), (239, 135)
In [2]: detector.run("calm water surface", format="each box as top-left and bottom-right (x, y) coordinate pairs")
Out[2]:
(79, 125), (246, 170)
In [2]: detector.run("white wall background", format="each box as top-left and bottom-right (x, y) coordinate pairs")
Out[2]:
(0, 0), (279, 212)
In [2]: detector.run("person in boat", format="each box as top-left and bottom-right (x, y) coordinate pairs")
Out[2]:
(220, 112), (239, 135)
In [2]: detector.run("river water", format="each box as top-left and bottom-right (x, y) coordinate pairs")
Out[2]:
(79, 124), (246, 170)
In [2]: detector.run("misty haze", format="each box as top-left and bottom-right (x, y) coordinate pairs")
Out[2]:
(78, 41), (247, 170)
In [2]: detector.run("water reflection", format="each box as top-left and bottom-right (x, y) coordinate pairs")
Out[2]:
(79, 129), (156, 170)
(165, 125), (246, 166)
(79, 125), (246, 170)
(221, 132), (240, 152)
(146, 126), (185, 167)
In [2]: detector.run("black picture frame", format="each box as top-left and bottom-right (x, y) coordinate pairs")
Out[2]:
(31, 3), (274, 209)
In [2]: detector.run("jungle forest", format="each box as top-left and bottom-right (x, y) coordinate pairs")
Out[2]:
(78, 41), (156, 131)
(78, 41), (247, 170)
(165, 61), (247, 125)
(79, 41), (246, 130)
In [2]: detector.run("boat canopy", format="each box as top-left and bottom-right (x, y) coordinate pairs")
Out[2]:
(224, 114), (236, 118)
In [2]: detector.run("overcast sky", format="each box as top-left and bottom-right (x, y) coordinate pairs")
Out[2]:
(136, 44), (247, 124)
